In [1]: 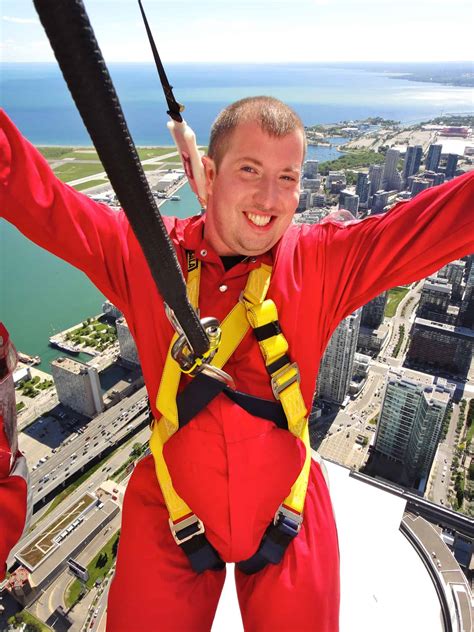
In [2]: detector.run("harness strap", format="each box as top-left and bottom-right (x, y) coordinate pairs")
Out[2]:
(236, 290), (312, 574)
(150, 261), (273, 572)
(150, 256), (311, 574)
(176, 373), (287, 429)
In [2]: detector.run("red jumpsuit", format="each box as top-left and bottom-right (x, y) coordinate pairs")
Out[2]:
(1, 109), (473, 631)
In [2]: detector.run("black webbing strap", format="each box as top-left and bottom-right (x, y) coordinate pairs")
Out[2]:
(177, 373), (226, 426)
(33, 0), (209, 359)
(176, 375), (287, 429)
(223, 389), (287, 429)
(253, 321), (282, 341)
(174, 522), (225, 573)
(266, 354), (291, 375)
(237, 509), (302, 575)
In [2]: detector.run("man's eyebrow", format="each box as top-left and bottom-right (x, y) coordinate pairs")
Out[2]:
(237, 157), (300, 172)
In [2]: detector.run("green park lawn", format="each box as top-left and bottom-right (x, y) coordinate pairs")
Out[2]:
(74, 179), (109, 191)
(385, 286), (410, 318)
(66, 530), (120, 608)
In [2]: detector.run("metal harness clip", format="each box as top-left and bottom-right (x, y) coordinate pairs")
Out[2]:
(270, 362), (300, 399)
(274, 504), (303, 536)
(169, 514), (205, 545)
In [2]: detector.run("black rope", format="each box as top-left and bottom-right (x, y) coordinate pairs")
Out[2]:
(33, 0), (209, 358)
(137, 0), (184, 122)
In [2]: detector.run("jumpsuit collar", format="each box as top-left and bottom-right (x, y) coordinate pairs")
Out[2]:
(174, 214), (275, 275)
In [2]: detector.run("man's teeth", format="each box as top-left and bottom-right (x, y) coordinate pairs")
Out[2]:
(246, 213), (271, 227)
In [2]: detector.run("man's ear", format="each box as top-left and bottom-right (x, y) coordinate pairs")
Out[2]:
(202, 155), (216, 197)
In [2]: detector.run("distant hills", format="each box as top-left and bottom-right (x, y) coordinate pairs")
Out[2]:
(326, 62), (474, 88)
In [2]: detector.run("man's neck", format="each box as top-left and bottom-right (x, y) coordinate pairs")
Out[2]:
(220, 255), (246, 271)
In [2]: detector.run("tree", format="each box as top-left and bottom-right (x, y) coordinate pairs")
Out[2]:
(131, 443), (143, 458)
(112, 532), (120, 557)
(96, 551), (108, 568)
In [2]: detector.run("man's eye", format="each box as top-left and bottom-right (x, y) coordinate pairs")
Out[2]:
(241, 166), (256, 173)
(281, 175), (297, 182)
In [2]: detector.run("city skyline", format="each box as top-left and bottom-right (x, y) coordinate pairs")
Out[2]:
(1, 0), (473, 63)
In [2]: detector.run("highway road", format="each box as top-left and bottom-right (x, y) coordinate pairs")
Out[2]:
(20, 387), (148, 504)
(9, 422), (151, 569)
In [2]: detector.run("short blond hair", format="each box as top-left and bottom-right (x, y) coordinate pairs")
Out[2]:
(208, 96), (306, 169)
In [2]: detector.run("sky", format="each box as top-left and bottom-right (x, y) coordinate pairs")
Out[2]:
(1, 0), (473, 64)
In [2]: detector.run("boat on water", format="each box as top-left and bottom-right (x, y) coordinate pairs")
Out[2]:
(48, 339), (80, 355)
(153, 192), (181, 201)
(18, 351), (41, 366)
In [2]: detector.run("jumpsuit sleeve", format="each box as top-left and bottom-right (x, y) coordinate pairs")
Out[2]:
(0, 446), (29, 581)
(319, 170), (474, 326)
(0, 109), (132, 313)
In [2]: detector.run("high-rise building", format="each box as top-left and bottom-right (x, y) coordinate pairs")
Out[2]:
(406, 318), (474, 376)
(326, 171), (347, 193)
(301, 177), (321, 192)
(382, 149), (402, 191)
(303, 160), (319, 179)
(459, 265), (474, 328)
(372, 369), (455, 488)
(417, 277), (452, 320)
(371, 191), (390, 214)
(425, 144), (442, 172)
(310, 192), (326, 208)
(317, 309), (361, 405)
(102, 300), (122, 320)
(116, 318), (140, 366)
(445, 154), (459, 179)
(339, 190), (359, 215)
(355, 172), (370, 207)
(438, 260), (466, 302)
(361, 291), (388, 328)
(51, 357), (104, 417)
(403, 145), (423, 184)
(422, 170), (445, 187)
(410, 177), (432, 198)
(369, 164), (384, 196)
(296, 189), (310, 212)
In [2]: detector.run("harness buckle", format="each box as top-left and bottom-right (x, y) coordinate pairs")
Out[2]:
(274, 504), (303, 536)
(270, 362), (300, 399)
(169, 514), (205, 545)
(200, 364), (236, 389)
(170, 315), (222, 375)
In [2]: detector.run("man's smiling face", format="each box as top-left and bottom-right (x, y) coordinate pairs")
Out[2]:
(202, 120), (304, 257)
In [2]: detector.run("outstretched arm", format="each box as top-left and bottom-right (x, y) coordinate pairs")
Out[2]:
(0, 109), (134, 314)
(319, 171), (474, 325)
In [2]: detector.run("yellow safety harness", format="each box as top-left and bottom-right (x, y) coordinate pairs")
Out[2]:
(149, 254), (311, 574)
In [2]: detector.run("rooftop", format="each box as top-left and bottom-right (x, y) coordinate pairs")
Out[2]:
(51, 356), (89, 374)
(415, 318), (474, 339)
(211, 459), (472, 632)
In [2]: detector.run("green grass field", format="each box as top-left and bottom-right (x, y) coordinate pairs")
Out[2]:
(74, 179), (109, 191)
(65, 530), (120, 608)
(53, 162), (106, 183)
(466, 419), (474, 447)
(385, 286), (410, 318)
(37, 146), (73, 160)
(8, 610), (52, 631)
(33, 460), (107, 529)
(64, 150), (101, 160)
(137, 147), (176, 159)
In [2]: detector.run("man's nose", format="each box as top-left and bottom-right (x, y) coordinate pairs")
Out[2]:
(253, 176), (278, 209)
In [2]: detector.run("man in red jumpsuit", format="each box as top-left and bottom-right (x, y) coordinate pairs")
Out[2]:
(1, 96), (473, 631)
